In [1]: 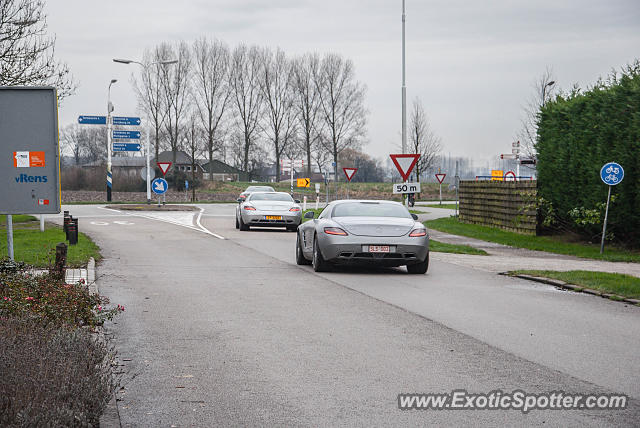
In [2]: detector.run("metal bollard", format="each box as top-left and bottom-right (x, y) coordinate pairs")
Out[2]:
(63, 211), (70, 234)
(68, 218), (78, 245)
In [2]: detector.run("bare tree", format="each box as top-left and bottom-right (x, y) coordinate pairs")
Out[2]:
(259, 47), (298, 182)
(315, 53), (367, 180)
(160, 41), (192, 177)
(183, 113), (203, 201)
(229, 44), (264, 176)
(291, 53), (323, 176)
(60, 124), (85, 166)
(193, 38), (231, 181)
(517, 67), (557, 159)
(409, 97), (442, 181)
(0, 0), (76, 98)
(133, 45), (172, 162)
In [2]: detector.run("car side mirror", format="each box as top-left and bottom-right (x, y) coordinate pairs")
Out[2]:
(304, 211), (315, 219)
(237, 198), (243, 203)
(411, 213), (418, 220)
(294, 199), (301, 204)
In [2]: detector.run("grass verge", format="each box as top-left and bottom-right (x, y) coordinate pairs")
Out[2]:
(0, 216), (101, 267)
(426, 216), (640, 263)
(430, 240), (487, 255)
(424, 203), (458, 210)
(509, 270), (640, 300)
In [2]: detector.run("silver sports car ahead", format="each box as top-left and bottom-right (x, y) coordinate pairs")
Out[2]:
(236, 192), (302, 232)
(296, 200), (429, 274)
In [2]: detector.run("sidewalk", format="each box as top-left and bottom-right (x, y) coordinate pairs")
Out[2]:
(418, 213), (640, 278)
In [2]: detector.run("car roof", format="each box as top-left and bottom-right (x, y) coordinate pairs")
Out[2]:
(244, 186), (275, 191)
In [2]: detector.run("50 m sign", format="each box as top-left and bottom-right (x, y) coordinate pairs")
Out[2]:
(393, 182), (421, 194)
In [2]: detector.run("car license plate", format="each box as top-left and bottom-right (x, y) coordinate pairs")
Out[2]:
(368, 245), (390, 253)
(265, 215), (282, 220)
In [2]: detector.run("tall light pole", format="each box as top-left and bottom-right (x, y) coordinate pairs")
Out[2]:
(542, 80), (555, 107)
(113, 58), (178, 203)
(107, 79), (117, 202)
(401, 0), (407, 155)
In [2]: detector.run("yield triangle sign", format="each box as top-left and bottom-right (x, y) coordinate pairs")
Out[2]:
(435, 173), (446, 184)
(389, 154), (420, 181)
(157, 162), (172, 176)
(343, 167), (358, 182)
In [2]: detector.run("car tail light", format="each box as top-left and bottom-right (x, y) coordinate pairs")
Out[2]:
(244, 205), (256, 211)
(324, 227), (348, 236)
(409, 228), (427, 237)
(289, 207), (301, 212)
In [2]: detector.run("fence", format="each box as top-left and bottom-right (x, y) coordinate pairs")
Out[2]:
(459, 180), (537, 235)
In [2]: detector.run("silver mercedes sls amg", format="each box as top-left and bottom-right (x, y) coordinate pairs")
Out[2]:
(296, 200), (429, 274)
(236, 192), (302, 232)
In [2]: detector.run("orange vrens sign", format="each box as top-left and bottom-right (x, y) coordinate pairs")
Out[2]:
(13, 151), (46, 168)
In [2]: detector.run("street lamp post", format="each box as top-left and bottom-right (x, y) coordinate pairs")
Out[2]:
(113, 58), (178, 203)
(542, 80), (555, 107)
(107, 79), (117, 202)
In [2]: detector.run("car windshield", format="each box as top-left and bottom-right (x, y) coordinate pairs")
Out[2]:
(249, 193), (294, 202)
(245, 186), (275, 193)
(332, 202), (411, 218)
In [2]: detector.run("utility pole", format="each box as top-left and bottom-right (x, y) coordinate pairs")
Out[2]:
(106, 79), (117, 202)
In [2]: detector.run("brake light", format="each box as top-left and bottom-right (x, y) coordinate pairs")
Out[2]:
(244, 205), (256, 211)
(409, 228), (427, 237)
(289, 207), (301, 212)
(324, 227), (348, 236)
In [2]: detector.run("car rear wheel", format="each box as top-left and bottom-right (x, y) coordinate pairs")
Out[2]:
(239, 214), (249, 231)
(235, 215), (239, 229)
(407, 252), (429, 274)
(287, 224), (298, 232)
(312, 235), (330, 272)
(296, 232), (311, 265)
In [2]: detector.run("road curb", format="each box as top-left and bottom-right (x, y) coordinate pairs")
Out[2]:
(504, 272), (640, 306)
(87, 258), (122, 428)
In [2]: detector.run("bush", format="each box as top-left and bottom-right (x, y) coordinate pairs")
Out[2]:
(0, 259), (123, 328)
(537, 60), (640, 246)
(0, 317), (115, 427)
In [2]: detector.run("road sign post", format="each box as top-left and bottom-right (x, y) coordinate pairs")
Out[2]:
(390, 154), (420, 207)
(435, 172), (446, 205)
(599, 162), (624, 254)
(343, 168), (357, 199)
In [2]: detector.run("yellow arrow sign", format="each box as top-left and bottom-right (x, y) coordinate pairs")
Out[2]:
(296, 178), (310, 188)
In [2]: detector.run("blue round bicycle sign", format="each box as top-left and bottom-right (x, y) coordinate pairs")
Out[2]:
(600, 162), (624, 186)
(151, 177), (168, 195)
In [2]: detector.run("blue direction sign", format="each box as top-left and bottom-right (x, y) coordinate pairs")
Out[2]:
(600, 162), (624, 186)
(78, 115), (106, 125)
(113, 142), (141, 152)
(112, 130), (141, 139)
(152, 178), (168, 195)
(113, 116), (141, 126)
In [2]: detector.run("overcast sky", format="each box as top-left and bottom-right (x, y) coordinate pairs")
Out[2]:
(48, 0), (640, 164)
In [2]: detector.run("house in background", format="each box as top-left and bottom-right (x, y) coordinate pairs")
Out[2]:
(201, 159), (248, 181)
(81, 156), (146, 177)
(153, 151), (204, 180)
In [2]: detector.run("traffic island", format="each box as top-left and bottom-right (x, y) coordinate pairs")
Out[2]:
(105, 204), (199, 212)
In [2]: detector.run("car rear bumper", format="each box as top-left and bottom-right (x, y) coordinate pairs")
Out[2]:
(318, 234), (429, 266)
(241, 210), (301, 227)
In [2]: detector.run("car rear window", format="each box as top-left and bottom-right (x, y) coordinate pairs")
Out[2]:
(245, 186), (275, 192)
(332, 202), (410, 218)
(249, 193), (294, 202)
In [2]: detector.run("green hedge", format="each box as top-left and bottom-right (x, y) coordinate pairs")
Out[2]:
(537, 61), (640, 246)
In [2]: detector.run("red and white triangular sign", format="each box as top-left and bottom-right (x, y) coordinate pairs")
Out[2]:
(157, 162), (172, 176)
(435, 173), (446, 184)
(389, 154), (420, 181)
(343, 167), (358, 182)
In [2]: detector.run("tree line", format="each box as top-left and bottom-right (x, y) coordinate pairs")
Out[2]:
(121, 39), (368, 181)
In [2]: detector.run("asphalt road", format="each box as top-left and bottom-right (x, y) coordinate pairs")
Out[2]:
(54, 204), (640, 426)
